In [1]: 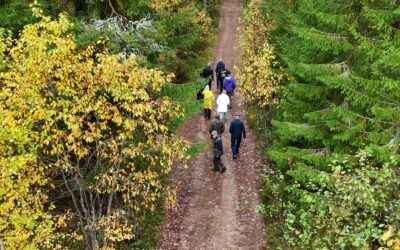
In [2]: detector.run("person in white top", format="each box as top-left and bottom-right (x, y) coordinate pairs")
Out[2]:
(216, 90), (230, 121)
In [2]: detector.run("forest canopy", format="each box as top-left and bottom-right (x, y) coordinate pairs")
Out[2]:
(0, 0), (221, 248)
(239, 0), (400, 249)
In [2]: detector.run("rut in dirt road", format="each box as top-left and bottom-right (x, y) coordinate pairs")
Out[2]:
(157, 0), (266, 249)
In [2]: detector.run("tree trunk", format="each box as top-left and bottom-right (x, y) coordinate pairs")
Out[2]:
(0, 234), (5, 250)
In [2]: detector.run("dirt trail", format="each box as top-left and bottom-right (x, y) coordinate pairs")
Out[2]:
(157, 0), (266, 249)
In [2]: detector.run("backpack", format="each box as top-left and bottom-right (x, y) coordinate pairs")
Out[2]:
(218, 69), (228, 79)
(197, 89), (204, 100)
(216, 61), (225, 73)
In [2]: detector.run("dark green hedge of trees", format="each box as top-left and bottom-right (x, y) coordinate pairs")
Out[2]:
(249, 0), (400, 248)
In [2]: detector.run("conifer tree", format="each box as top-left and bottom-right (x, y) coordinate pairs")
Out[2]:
(253, 0), (400, 247)
(267, 0), (400, 175)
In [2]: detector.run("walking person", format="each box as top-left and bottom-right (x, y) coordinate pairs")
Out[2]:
(211, 130), (226, 173)
(209, 114), (225, 138)
(200, 62), (214, 89)
(215, 59), (226, 93)
(223, 71), (236, 109)
(217, 69), (229, 93)
(229, 112), (246, 160)
(202, 85), (214, 120)
(215, 59), (225, 75)
(216, 90), (230, 122)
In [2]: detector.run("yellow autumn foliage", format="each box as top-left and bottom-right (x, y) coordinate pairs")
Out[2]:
(236, 0), (286, 108)
(379, 226), (400, 250)
(150, 0), (183, 12)
(0, 4), (187, 249)
(150, 0), (212, 38)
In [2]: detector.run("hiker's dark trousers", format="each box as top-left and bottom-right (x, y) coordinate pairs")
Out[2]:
(217, 77), (223, 93)
(213, 155), (225, 170)
(231, 137), (241, 156)
(204, 108), (211, 119)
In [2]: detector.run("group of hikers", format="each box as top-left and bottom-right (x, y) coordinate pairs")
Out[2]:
(198, 59), (246, 173)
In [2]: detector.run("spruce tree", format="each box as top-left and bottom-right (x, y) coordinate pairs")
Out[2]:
(267, 0), (400, 175)
(259, 0), (400, 247)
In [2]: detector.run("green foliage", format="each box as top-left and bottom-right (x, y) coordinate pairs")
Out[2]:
(118, 206), (165, 250)
(0, 0), (220, 82)
(284, 147), (400, 249)
(0, 0), (218, 248)
(0, 9), (189, 249)
(71, 0), (217, 82)
(186, 143), (208, 159)
(265, 0), (400, 172)
(0, 0), (57, 33)
(241, 0), (400, 248)
(160, 79), (206, 131)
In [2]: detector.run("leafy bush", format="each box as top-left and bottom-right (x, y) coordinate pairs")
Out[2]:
(160, 79), (206, 130)
(283, 147), (400, 249)
(0, 8), (188, 249)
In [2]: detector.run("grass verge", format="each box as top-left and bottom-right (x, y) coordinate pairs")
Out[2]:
(161, 80), (206, 131)
(246, 104), (288, 248)
(186, 143), (209, 159)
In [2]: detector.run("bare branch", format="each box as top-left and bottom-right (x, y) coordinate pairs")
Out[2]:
(107, 0), (124, 18)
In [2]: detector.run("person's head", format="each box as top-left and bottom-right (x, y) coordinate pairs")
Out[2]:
(211, 130), (218, 139)
(207, 61), (212, 67)
(226, 70), (231, 76)
(234, 111), (240, 119)
(214, 114), (220, 120)
(204, 85), (209, 91)
(222, 90), (227, 95)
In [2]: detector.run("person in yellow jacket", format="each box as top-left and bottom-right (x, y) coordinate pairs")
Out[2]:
(202, 85), (214, 120)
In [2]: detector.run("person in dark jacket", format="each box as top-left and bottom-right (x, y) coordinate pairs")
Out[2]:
(212, 130), (226, 173)
(215, 59), (226, 92)
(219, 69), (230, 93)
(200, 62), (214, 89)
(216, 69), (229, 93)
(209, 115), (225, 138)
(215, 59), (225, 74)
(229, 112), (246, 159)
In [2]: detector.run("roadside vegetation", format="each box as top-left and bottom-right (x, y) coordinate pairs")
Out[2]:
(0, 0), (221, 248)
(238, 0), (400, 249)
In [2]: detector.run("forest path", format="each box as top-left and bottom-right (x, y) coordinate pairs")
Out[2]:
(157, 0), (266, 249)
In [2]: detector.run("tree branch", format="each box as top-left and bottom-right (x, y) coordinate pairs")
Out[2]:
(107, 0), (123, 18)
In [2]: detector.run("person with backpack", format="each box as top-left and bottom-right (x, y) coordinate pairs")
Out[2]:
(202, 85), (214, 120)
(215, 59), (225, 74)
(215, 59), (226, 93)
(211, 130), (226, 173)
(196, 88), (204, 100)
(209, 115), (225, 138)
(223, 71), (236, 96)
(217, 69), (229, 93)
(216, 90), (230, 122)
(223, 71), (236, 109)
(200, 62), (214, 89)
(229, 112), (246, 160)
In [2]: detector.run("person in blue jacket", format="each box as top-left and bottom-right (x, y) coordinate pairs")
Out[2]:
(223, 71), (236, 109)
(229, 112), (246, 159)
